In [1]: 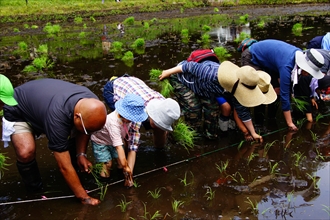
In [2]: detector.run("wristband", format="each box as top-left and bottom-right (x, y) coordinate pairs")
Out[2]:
(76, 153), (87, 158)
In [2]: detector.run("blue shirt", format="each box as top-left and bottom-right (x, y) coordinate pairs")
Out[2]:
(249, 39), (301, 111)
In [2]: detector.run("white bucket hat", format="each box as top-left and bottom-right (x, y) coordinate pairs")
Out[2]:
(218, 61), (268, 107)
(295, 49), (325, 79)
(146, 98), (180, 131)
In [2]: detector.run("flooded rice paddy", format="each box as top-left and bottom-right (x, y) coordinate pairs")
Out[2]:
(1, 5), (330, 220)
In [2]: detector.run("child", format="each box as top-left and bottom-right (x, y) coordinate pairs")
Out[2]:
(91, 94), (148, 187)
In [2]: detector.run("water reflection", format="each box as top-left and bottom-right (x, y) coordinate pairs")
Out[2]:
(1, 12), (330, 220)
(211, 24), (251, 44)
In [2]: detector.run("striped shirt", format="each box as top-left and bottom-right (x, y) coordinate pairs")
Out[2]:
(178, 60), (252, 121)
(113, 76), (164, 151)
(178, 60), (224, 99)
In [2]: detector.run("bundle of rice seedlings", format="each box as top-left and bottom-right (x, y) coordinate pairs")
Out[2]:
(173, 118), (197, 152)
(149, 69), (173, 98)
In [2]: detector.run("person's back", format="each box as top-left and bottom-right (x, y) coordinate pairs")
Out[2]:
(249, 39), (300, 75)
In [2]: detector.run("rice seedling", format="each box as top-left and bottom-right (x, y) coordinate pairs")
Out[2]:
(257, 20), (265, 28)
(90, 16), (96, 22)
(180, 7), (184, 14)
(269, 161), (279, 175)
(147, 187), (164, 199)
(292, 23), (303, 36)
(124, 16), (135, 25)
(31, 25), (38, 29)
(172, 118), (197, 152)
(139, 202), (162, 220)
(36, 44), (48, 55)
(215, 159), (229, 174)
(292, 97), (308, 113)
(202, 25), (211, 32)
(181, 29), (189, 43)
(171, 199), (184, 213)
(74, 16), (83, 24)
(43, 22), (61, 36)
(121, 51), (134, 62)
(292, 151), (306, 167)
(306, 173), (320, 189)
(149, 68), (174, 98)
(150, 18), (158, 23)
(234, 32), (250, 43)
(179, 171), (194, 187)
(213, 46), (231, 62)
(204, 186), (216, 201)
(315, 147), (325, 161)
(322, 205), (330, 216)
(117, 194), (132, 212)
(315, 113), (324, 122)
(133, 179), (141, 188)
(245, 197), (259, 215)
(227, 171), (245, 184)
(198, 33), (211, 46)
(214, 8), (219, 12)
(247, 153), (258, 165)
(79, 32), (86, 38)
(0, 153), (11, 180)
(13, 28), (20, 32)
(143, 22), (149, 29)
(296, 118), (307, 129)
(24, 23), (29, 29)
(110, 41), (123, 59)
(83, 23), (87, 29)
(131, 38), (145, 50)
(89, 163), (109, 201)
(309, 130), (319, 142)
(237, 140), (244, 150)
(239, 14), (249, 25)
(262, 140), (276, 157)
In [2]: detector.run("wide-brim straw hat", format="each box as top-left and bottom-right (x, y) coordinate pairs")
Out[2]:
(217, 61), (266, 107)
(257, 71), (277, 104)
(115, 94), (148, 122)
(146, 98), (180, 131)
(295, 49), (324, 79)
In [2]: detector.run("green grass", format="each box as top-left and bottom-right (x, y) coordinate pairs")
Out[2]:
(0, 0), (327, 23)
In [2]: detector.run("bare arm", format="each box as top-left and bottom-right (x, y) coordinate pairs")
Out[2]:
(159, 65), (183, 80)
(283, 110), (298, 131)
(53, 151), (100, 205)
(75, 132), (92, 173)
(116, 146), (133, 187)
(243, 120), (263, 143)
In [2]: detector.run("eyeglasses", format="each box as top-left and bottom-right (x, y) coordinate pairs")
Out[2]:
(78, 113), (89, 135)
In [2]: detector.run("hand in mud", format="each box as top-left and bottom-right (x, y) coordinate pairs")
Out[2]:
(244, 132), (254, 142)
(123, 168), (133, 187)
(80, 196), (101, 206)
(288, 124), (298, 132)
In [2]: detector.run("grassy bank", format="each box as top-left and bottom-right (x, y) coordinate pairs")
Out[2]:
(0, 0), (328, 23)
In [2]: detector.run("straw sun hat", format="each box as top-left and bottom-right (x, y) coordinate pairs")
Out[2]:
(217, 61), (276, 107)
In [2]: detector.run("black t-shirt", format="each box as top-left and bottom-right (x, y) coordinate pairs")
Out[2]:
(4, 79), (98, 152)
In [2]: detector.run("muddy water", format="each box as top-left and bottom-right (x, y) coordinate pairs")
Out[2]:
(1, 10), (330, 220)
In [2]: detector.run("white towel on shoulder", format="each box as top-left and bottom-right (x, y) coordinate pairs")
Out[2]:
(2, 117), (15, 148)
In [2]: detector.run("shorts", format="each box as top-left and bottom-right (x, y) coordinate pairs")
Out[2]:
(13, 122), (34, 134)
(92, 141), (119, 163)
